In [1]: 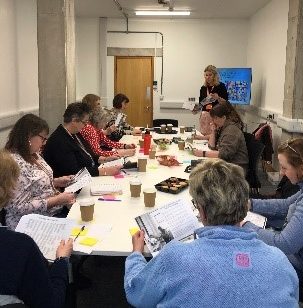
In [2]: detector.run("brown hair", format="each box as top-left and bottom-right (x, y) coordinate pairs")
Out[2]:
(0, 150), (20, 209)
(278, 139), (303, 168)
(5, 114), (49, 163)
(82, 94), (101, 111)
(113, 93), (129, 109)
(203, 65), (220, 86)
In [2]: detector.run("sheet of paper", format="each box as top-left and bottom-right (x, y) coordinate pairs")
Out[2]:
(90, 183), (123, 195)
(135, 199), (200, 256)
(15, 214), (74, 261)
(65, 167), (92, 193)
(115, 113), (123, 126)
(101, 158), (124, 168)
(182, 101), (196, 111)
(245, 211), (267, 228)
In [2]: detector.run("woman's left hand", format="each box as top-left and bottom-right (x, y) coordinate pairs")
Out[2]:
(54, 176), (73, 188)
(210, 93), (219, 101)
(132, 230), (145, 253)
(125, 143), (136, 149)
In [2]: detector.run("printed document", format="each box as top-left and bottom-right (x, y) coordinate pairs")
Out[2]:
(65, 167), (92, 193)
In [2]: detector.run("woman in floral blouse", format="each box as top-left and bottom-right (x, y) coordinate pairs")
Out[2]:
(5, 114), (76, 230)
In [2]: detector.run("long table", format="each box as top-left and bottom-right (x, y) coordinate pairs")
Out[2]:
(68, 131), (208, 256)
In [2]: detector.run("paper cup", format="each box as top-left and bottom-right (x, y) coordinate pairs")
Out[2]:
(139, 139), (144, 148)
(79, 198), (95, 222)
(143, 188), (157, 207)
(179, 126), (185, 133)
(130, 179), (142, 197)
(167, 124), (173, 133)
(178, 140), (185, 150)
(149, 150), (156, 159)
(138, 158), (147, 172)
(160, 124), (166, 133)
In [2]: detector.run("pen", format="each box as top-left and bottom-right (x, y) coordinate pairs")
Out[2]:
(74, 225), (85, 242)
(98, 198), (122, 202)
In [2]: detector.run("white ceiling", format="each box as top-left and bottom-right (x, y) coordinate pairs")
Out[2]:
(75, 0), (272, 19)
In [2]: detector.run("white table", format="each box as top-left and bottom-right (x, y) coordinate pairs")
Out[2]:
(68, 131), (208, 256)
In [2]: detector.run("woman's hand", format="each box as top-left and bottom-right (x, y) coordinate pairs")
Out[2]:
(124, 143), (136, 149)
(132, 230), (145, 253)
(193, 149), (203, 157)
(58, 192), (76, 205)
(132, 128), (142, 135)
(210, 93), (219, 101)
(56, 238), (73, 258)
(98, 155), (120, 163)
(54, 176), (73, 188)
(104, 124), (117, 135)
(117, 148), (136, 157)
(98, 165), (122, 176)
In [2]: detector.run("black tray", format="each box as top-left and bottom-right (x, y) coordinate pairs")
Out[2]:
(155, 177), (189, 194)
(153, 138), (172, 145)
(154, 127), (178, 134)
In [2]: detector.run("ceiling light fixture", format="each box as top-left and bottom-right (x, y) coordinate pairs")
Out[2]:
(135, 11), (190, 16)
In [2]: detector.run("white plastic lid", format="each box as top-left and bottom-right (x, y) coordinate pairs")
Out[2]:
(130, 178), (142, 185)
(143, 188), (157, 193)
(79, 198), (95, 206)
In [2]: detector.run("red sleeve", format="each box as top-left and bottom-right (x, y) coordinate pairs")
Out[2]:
(98, 130), (124, 149)
(80, 124), (118, 157)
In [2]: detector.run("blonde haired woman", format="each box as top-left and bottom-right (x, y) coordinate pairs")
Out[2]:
(0, 150), (73, 307)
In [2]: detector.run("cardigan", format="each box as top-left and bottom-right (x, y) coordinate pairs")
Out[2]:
(0, 228), (68, 308)
(43, 124), (100, 177)
(125, 226), (298, 308)
(80, 123), (124, 157)
(244, 181), (303, 280)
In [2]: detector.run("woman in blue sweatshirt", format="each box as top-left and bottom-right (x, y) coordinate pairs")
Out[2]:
(0, 150), (73, 308)
(124, 159), (298, 308)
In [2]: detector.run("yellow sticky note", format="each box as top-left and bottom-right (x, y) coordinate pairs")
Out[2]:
(79, 237), (98, 246)
(129, 227), (140, 236)
(71, 227), (88, 237)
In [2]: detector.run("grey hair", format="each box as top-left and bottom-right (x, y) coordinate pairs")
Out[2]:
(90, 107), (113, 127)
(189, 159), (249, 226)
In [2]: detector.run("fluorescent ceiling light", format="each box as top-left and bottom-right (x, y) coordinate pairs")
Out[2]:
(135, 11), (190, 16)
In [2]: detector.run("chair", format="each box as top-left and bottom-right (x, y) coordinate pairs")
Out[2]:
(153, 119), (178, 127)
(0, 208), (6, 226)
(243, 132), (265, 196)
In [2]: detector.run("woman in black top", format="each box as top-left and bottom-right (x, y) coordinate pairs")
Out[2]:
(194, 65), (228, 138)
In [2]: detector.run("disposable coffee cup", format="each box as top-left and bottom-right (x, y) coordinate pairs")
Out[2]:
(178, 140), (185, 150)
(143, 188), (157, 207)
(179, 126), (185, 133)
(79, 198), (95, 222)
(160, 124), (166, 133)
(167, 124), (173, 133)
(130, 178), (142, 197)
(139, 139), (144, 148)
(138, 157), (147, 172)
(149, 149), (156, 159)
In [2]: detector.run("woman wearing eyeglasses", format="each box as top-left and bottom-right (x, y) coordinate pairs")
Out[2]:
(4, 114), (76, 230)
(125, 159), (298, 307)
(243, 138), (303, 287)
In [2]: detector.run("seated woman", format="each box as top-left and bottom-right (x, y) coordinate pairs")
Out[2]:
(125, 159), (298, 307)
(108, 93), (141, 141)
(193, 103), (248, 173)
(0, 149), (73, 308)
(43, 102), (122, 178)
(80, 107), (136, 160)
(5, 114), (76, 230)
(243, 138), (303, 286)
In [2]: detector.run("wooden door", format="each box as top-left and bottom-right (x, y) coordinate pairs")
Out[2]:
(115, 56), (153, 127)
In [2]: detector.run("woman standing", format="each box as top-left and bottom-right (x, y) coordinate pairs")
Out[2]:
(194, 65), (228, 137)
(5, 115), (75, 229)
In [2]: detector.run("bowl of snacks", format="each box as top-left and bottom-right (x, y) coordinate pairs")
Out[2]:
(155, 177), (189, 194)
(156, 155), (181, 167)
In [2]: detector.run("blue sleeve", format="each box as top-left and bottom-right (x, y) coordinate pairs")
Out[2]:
(124, 252), (167, 308)
(252, 191), (301, 219)
(19, 240), (68, 308)
(244, 203), (303, 255)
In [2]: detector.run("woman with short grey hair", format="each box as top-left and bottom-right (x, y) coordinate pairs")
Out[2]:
(80, 106), (136, 160)
(124, 159), (298, 307)
(189, 159), (248, 226)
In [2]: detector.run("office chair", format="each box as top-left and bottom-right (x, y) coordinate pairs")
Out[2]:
(243, 132), (265, 196)
(153, 119), (178, 127)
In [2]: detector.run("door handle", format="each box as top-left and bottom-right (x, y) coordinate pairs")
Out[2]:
(146, 106), (150, 111)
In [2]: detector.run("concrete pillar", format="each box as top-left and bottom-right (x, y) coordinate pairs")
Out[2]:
(282, 0), (303, 140)
(37, 0), (76, 133)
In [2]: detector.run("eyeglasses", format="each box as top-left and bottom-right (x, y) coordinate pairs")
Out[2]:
(38, 134), (48, 143)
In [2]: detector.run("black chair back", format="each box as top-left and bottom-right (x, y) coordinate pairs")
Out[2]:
(153, 119), (178, 127)
(243, 132), (265, 195)
(0, 208), (6, 226)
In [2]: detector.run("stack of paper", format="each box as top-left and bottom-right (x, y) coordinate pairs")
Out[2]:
(90, 183), (123, 195)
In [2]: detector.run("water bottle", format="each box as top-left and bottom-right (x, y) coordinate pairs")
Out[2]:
(143, 129), (152, 155)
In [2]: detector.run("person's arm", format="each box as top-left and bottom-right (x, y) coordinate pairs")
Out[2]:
(124, 231), (168, 308)
(18, 237), (70, 308)
(98, 129), (124, 149)
(244, 197), (303, 255)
